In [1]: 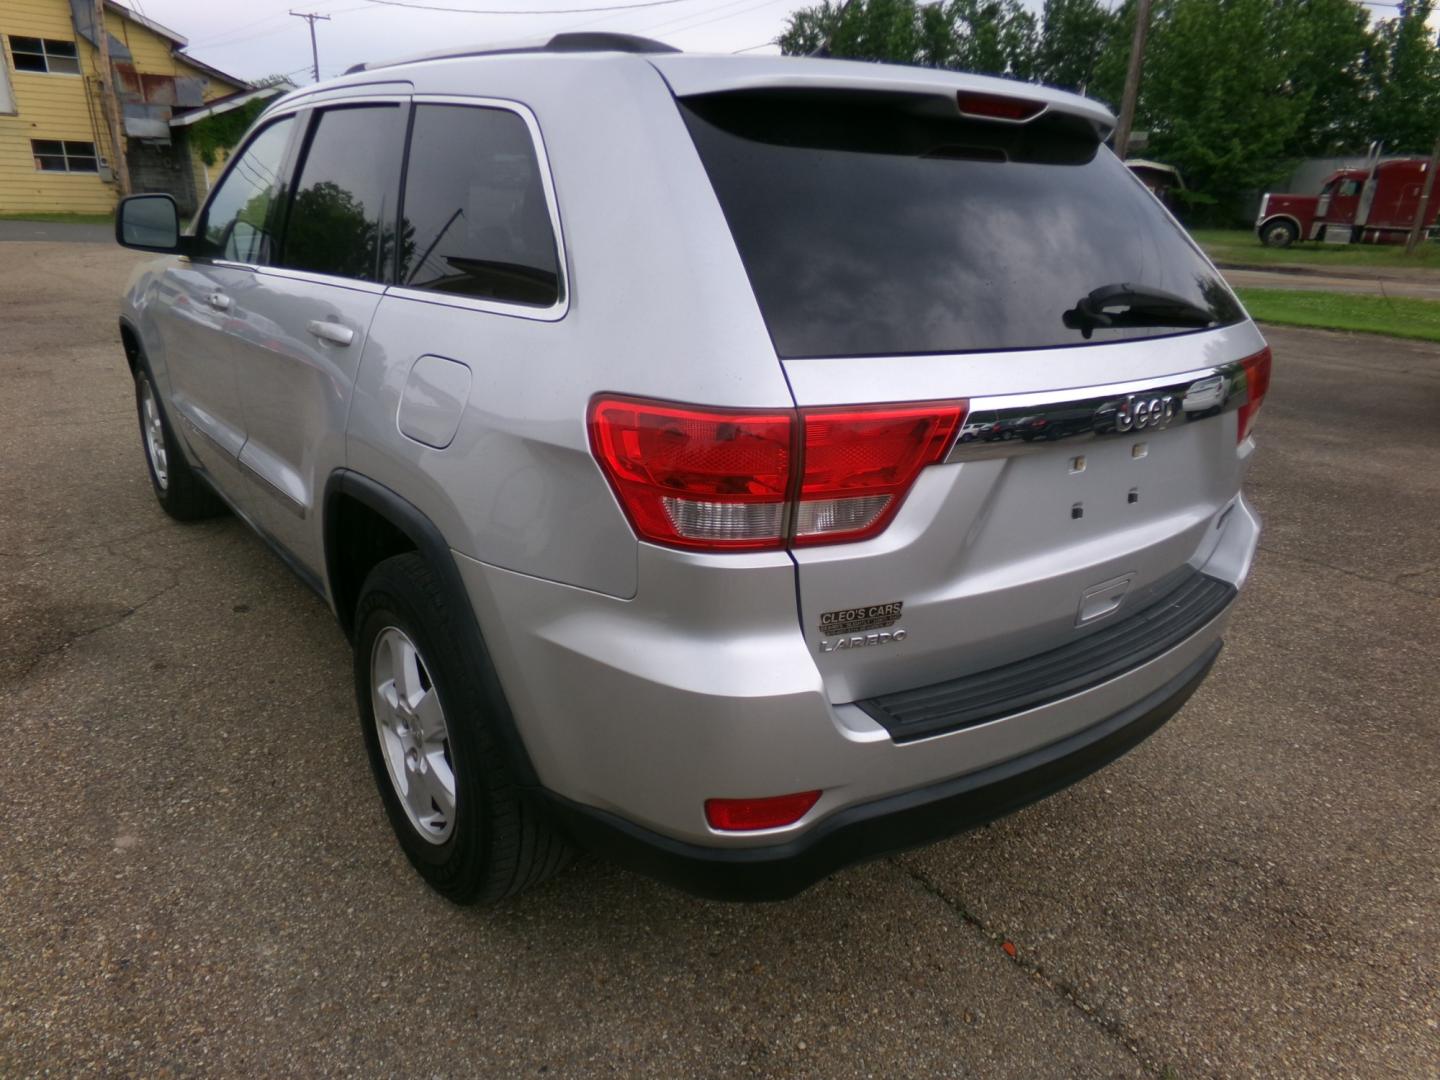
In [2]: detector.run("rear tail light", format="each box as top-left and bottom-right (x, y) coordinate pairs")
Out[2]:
(795, 404), (965, 545)
(1236, 347), (1272, 443)
(705, 790), (821, 831)
(589, 396), (966, 551)
(587, 398), (792, 550)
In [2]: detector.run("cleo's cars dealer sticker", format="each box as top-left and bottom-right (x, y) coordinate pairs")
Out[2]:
(818, 602), (903, 636)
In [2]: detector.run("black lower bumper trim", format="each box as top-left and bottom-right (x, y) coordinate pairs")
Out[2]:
(859, 571), (1236, 743)
(542, 640), (1223, 902)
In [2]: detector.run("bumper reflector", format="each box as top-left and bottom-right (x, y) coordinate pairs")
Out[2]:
(705, 790), (821, 831)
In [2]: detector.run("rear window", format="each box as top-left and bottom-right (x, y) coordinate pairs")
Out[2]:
(680, 91), (1242, 359)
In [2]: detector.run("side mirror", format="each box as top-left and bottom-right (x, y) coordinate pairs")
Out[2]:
(116, 193), (184, 253)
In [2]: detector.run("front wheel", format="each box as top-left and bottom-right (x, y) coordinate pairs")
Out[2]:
(1259, 219), (1299, 249)
(134, 366), (225, 520)
(354, 553), (573, 904)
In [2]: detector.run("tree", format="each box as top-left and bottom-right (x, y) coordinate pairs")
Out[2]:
(1034, 0), (1120, 94)
(1137, 0), (1307, 217)
(948, 0), (1038, 79)
(777, 0), (1038, 77)
(777, 0), (927, 64)
(1370, 0), (1440, 153)
(1269, 0), (1380, 156)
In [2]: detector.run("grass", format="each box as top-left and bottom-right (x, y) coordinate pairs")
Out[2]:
(1235, 287), (1440, 343)
(1192, 228), (1440, 272)
(0, 211), (113, 225)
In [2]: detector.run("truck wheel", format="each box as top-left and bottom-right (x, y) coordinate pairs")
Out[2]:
(1260, 220), (1298, 248)
(134, 366), (226, 521)
(354, 552), (574, 904)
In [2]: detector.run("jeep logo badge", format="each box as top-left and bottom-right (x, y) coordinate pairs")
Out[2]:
(1116, 394), (1177, 432)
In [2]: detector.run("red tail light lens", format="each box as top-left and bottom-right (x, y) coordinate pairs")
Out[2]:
(588, 397), (793, 550)
(795, 403), (967, 545)
(705, 790), (821, 831)
(588, 396), (967, 552)
(1236, 347), (1272, 443)
(956, 92), (1045, 121)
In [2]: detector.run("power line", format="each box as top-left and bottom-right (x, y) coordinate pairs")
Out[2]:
(648, 0), (791, 39)
(191, 1), (369, 51)
(361, 0), (707, 13)
(540, 0), (743, 36)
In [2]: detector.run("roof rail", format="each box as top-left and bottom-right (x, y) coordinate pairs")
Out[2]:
(344, 32), (678, 76)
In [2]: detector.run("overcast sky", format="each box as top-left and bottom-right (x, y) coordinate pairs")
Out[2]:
(125, 0), (806, 85)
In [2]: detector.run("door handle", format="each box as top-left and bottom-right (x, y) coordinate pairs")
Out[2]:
(207, 291), (231, 311)
(306, 320), (354, 347)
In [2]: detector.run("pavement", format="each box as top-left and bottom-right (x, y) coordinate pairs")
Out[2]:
(0, 219), (114, 244)
(1, 241), (1437, 1078)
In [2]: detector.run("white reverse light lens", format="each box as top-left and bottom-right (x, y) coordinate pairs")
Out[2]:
(793, 495), (892, 537)
(661, 497), (785, 542)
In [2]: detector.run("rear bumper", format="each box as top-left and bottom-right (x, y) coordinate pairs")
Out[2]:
(543, 641), (1221, 901)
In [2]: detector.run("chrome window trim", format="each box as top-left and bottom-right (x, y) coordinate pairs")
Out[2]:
(384, 93), (570, 323)
(254, 265), (389, 294)
(945, 359), (1257, 462)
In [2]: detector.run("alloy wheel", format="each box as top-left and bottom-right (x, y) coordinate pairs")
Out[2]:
(371, 626), (457, 844)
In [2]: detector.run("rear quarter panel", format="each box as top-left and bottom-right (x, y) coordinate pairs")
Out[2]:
(344, 54), (793, 599)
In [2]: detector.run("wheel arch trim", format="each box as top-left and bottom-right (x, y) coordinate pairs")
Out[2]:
(323, 469), (541, 788)
(1256, 214), (1303, 239)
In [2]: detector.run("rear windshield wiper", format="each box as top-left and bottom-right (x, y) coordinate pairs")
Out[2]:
(1063, 283), (1216, 340)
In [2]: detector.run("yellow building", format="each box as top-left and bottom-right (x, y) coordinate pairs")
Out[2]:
(0, 0), (257, 216)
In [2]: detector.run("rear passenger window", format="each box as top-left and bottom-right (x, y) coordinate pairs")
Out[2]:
(280, 105), (404, 283)
(398, 104), (560, 307)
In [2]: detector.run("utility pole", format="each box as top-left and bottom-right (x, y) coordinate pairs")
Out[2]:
(93, 0), (130, 195)
(1111, 0), (1154, 161)
(290, 11), (331, 84)
(1404, 134), (1440, 254)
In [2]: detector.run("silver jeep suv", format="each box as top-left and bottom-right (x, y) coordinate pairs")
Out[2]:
(114, 33), (1269, 903)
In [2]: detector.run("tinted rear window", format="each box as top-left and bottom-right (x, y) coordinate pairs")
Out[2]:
(281, 104), (405, 283)
(681, 91), (1242, 359)
(398, 104), (561, 307)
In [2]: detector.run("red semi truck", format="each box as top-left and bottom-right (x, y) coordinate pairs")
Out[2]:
(1255, 157), (1438, 247)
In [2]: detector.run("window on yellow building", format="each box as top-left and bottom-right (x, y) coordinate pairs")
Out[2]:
(32, 140), (98, 173)
(9, 36), (81, 75)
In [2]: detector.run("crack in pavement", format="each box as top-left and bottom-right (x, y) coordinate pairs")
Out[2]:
(892, 855), (1170, 1077)
(0, 521), (226, 564)
(10, 579), (179, 688)
(1256, 544), (1439, 600)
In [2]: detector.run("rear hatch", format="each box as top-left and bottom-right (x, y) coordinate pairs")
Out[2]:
(674, 74), (1266, 704)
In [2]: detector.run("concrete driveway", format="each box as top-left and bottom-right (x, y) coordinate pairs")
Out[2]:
(1, 243), (1436, 1078)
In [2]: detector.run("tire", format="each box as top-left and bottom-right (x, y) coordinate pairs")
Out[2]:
(133, 364), (226, 521)
(1260, 219), (1298, 249)
(353, 552), (573, 904)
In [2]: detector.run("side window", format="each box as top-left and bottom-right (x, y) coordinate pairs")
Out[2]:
(398, 104), (561, 307)
(278, 105), (405, 283)
(1339, 179), (1361, 198)
(197, 116), (296, 264)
